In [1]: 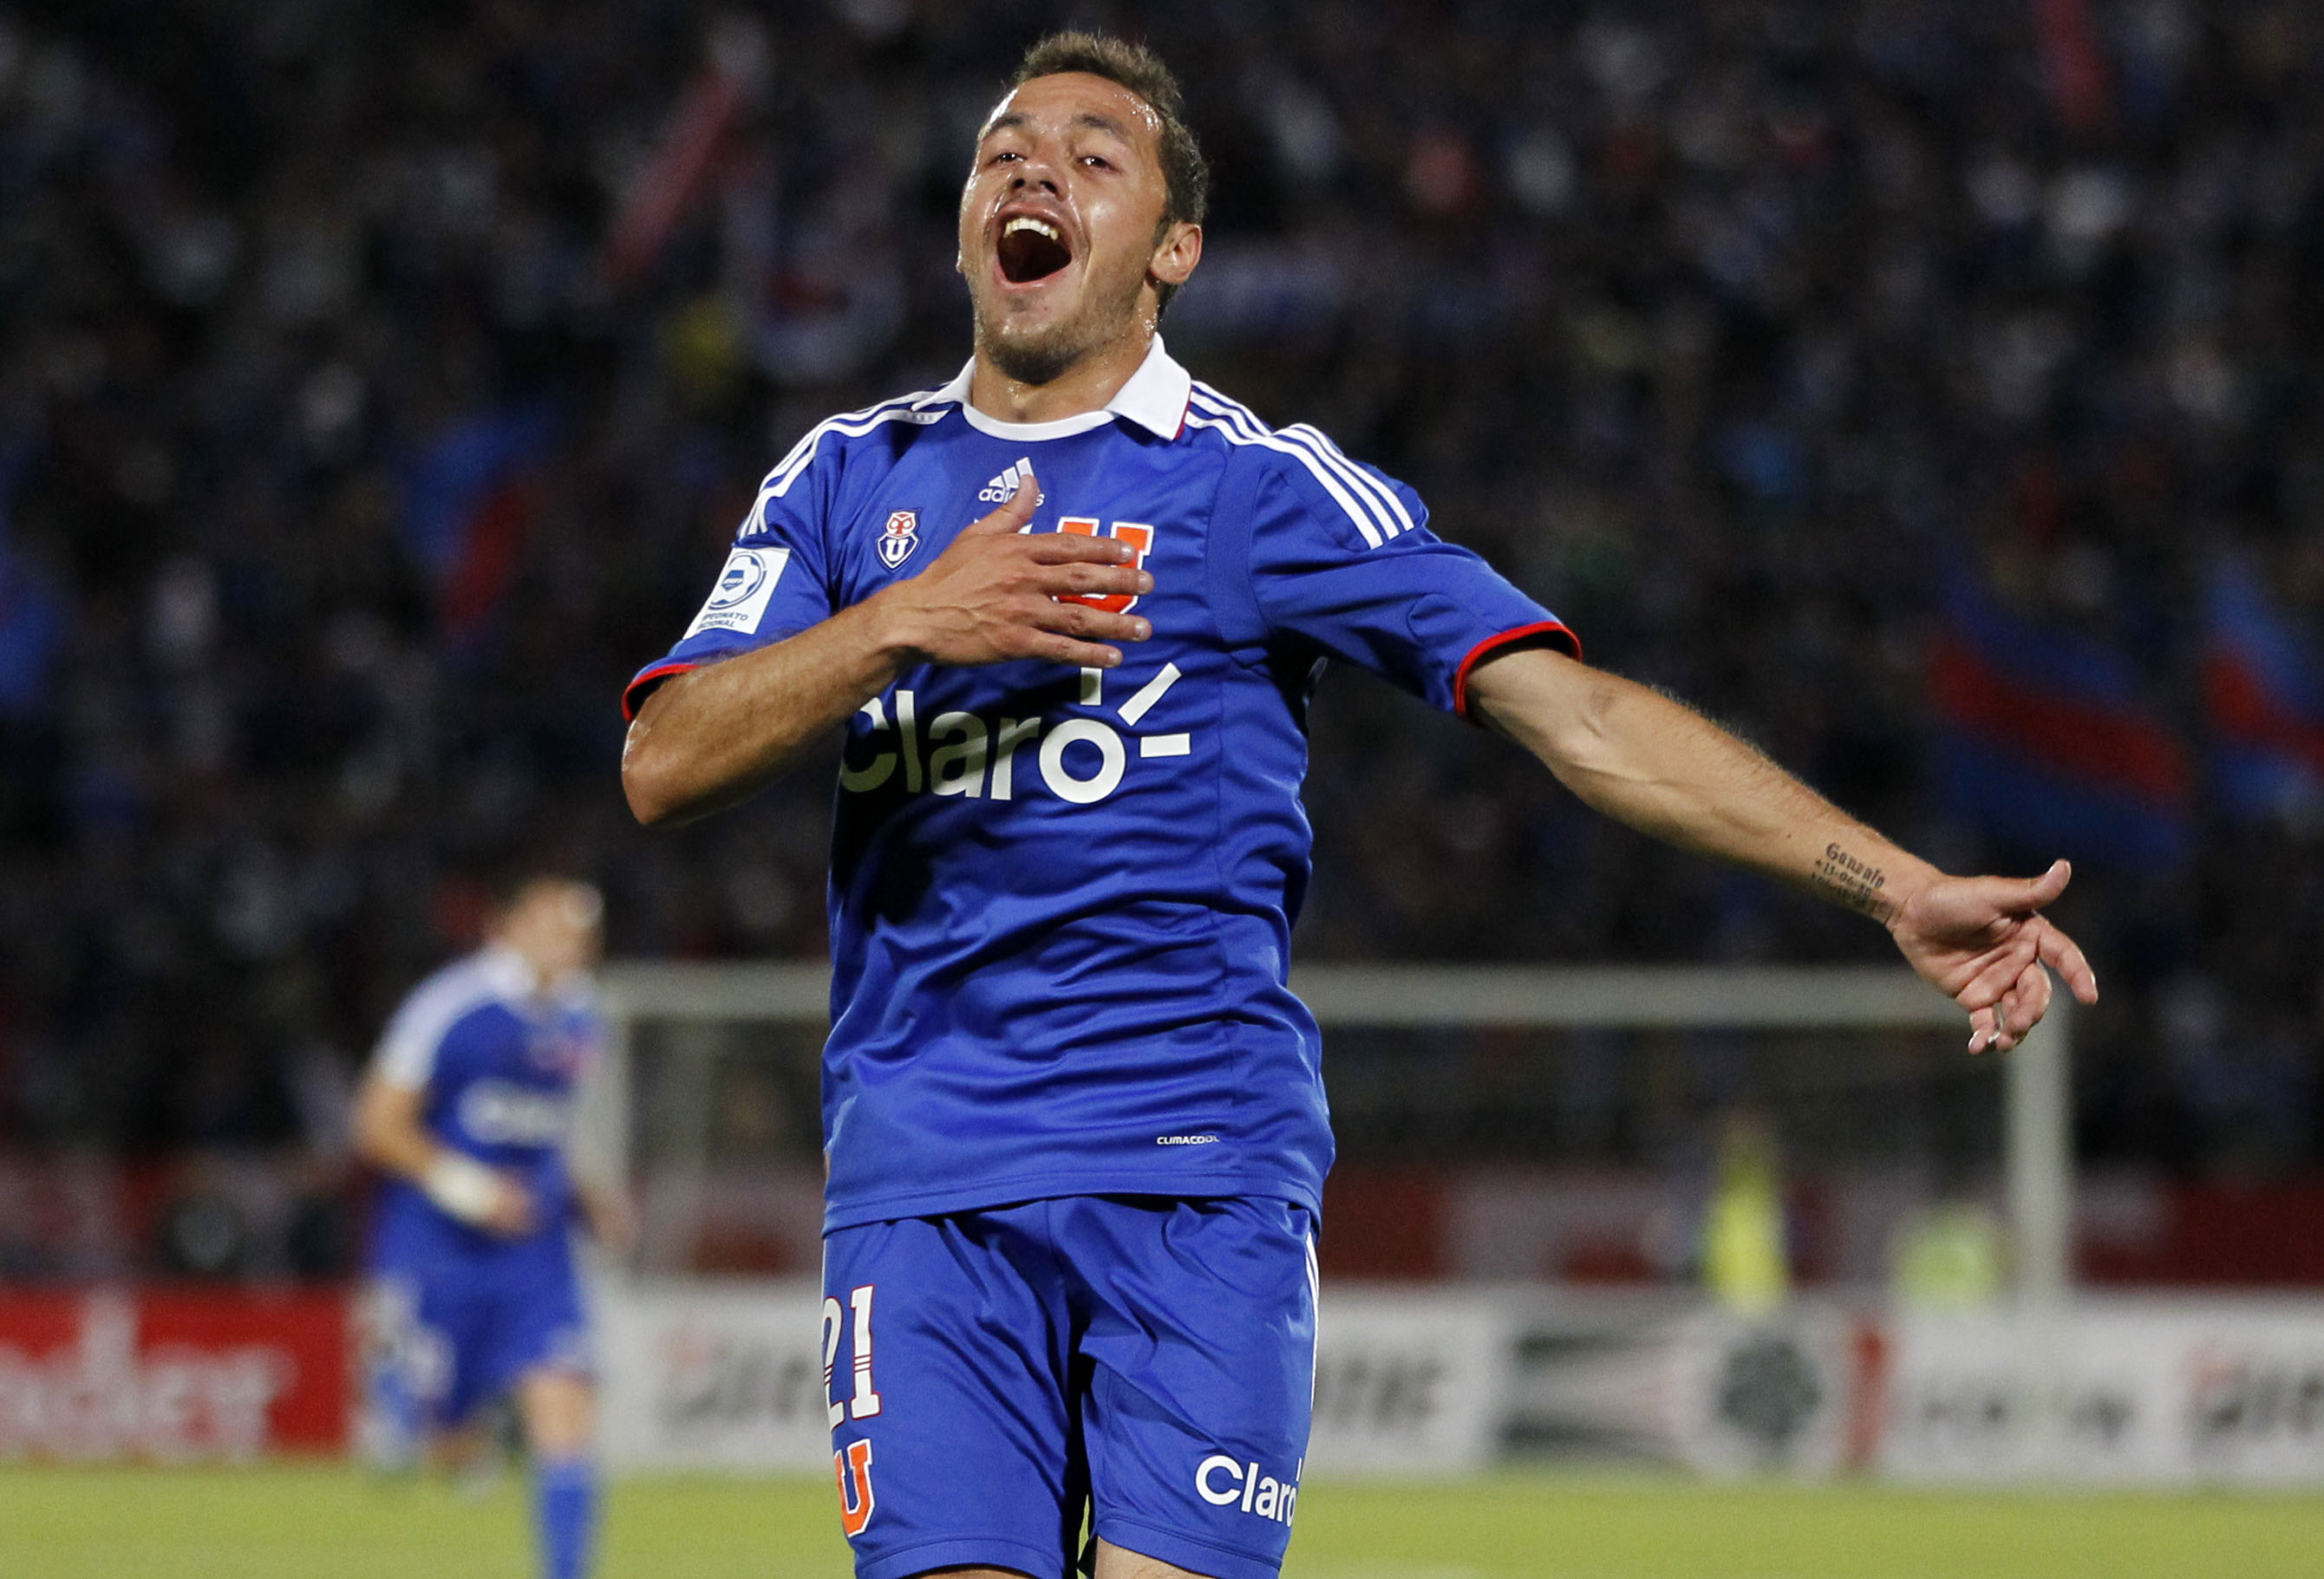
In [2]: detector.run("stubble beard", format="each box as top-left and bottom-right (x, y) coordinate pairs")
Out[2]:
(974, 266), (1149, 388)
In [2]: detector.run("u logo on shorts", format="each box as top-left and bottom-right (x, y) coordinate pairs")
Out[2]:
(834, 1438), (876, 1537)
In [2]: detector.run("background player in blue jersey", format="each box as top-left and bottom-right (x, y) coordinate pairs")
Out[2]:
(353, 876), (632, 1579)
(619, 32), (2098, 1579)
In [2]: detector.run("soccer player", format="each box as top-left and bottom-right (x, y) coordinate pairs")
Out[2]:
(353, 876), (630, 1579)
(618, 33), (2097, 1579)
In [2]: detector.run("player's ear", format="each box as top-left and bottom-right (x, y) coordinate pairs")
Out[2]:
(1148, 221), (1201, 290)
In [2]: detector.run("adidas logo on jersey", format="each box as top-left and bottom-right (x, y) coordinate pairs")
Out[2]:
(977, 457), (1036, 504)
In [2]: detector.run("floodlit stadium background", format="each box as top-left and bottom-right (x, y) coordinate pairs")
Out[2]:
(5, 0), (2324, 1572)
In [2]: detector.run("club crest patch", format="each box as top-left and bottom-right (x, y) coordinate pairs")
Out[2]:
(878, 510), (920, 568)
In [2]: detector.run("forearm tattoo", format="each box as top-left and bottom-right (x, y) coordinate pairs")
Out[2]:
(1812, 842), (1896, 922)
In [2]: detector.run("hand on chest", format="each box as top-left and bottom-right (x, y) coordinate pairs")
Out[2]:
(848, 450), (1178, 610)
(834, 446), (1214, 812)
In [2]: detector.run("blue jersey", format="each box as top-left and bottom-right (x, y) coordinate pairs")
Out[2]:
(367, 948), (602, 1270)
(627, 339), (1575, 1231)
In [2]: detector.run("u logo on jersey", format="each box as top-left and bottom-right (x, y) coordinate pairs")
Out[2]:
(1055, 519), (1154, 614)
(878, 510), (920, 569)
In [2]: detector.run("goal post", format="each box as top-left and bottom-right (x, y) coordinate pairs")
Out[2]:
(590, 962), (2073, 1302)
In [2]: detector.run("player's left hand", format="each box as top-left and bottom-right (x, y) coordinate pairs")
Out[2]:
(1885, 858), (2099, 1054)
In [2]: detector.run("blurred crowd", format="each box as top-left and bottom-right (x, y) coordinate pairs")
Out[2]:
(2, 0), (2322, 1201)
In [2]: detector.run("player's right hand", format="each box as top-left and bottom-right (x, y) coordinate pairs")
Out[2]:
(421, 1151), (540, 1236)
(871, 464), (1154, 670)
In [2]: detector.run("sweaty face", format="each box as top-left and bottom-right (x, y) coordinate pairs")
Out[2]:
(958, 72), (1176, 386)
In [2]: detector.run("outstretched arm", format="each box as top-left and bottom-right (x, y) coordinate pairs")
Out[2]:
(1466, 646), (2098, 1053)
(622, 466), (1152, 825)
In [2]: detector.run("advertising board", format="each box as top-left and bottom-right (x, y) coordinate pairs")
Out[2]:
(594, 1281), (832, 1472)
(0, 1288), (349, 1459)
(1308, 1288), (1511, 1473)
(1875, 1302), (2324, 1484)
(1502, 1295), (2324, 1486)
(13, 1277), (2309, 1485)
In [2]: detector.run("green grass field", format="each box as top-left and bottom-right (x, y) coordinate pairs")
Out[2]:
(3, 1465), (2322, 1578)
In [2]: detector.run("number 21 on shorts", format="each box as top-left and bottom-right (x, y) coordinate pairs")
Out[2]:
(823, 1285), (880, 1535)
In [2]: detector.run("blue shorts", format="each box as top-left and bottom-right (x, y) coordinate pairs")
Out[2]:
(377, 1240), (591, 1428)
(822, 1195), (1317, 1579)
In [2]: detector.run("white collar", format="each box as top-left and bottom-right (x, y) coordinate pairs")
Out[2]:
(913, 335), (1191, 442)
(480, 944), (597, 1012)
(478, 945), (541, 1000)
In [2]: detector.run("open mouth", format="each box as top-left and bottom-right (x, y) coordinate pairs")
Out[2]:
(996, 214), (1073, 284)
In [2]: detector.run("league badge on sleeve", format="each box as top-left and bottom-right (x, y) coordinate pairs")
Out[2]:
(878, 510), (920, 569)
(683, 546), (791, 638)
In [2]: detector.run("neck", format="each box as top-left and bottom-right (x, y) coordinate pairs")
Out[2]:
(968, 324), (1153, 426)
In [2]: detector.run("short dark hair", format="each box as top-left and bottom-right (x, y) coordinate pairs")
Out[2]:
(1010, 32), (1208, 314)
(482, 865), (593, 917)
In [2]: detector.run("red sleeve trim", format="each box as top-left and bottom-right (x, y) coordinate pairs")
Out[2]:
(1452, 621), (1582, 722)
(623, 661), (702, 722)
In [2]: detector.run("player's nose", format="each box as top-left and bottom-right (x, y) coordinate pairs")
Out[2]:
(1007, 151), (1065, 195)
